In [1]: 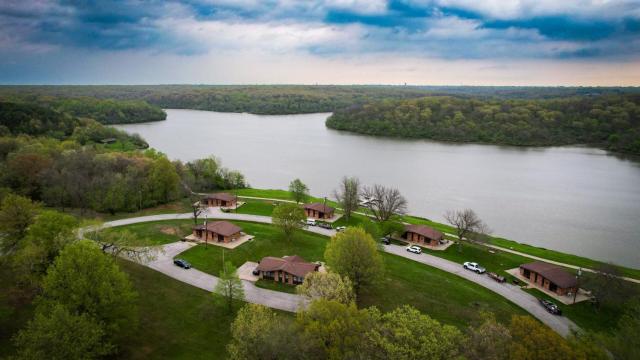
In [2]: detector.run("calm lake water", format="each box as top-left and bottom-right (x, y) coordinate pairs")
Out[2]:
(116, 109), (640, 268)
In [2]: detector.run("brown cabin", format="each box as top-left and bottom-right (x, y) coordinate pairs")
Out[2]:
(401, 224), (444, 246)
(519, 261), (578, 296)
(303, 203), (335, 219)
(193, 221), (242, 243)
(201, 193), (236, 207)
(255, 255), (320, 285)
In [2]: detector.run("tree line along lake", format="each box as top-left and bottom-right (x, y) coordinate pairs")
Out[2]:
(115, 109), (640, 268)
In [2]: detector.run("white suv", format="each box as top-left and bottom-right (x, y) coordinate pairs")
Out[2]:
(463, 262), (486, 274)
(306, 218), (317, 226)
(406, 245), (422, 254)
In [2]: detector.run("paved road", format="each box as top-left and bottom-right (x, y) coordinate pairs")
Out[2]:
(104, 210), (578, 336)
(238, 195), (640, 284)
(146, 241), (306, 312)
(383, 244), (578, 336)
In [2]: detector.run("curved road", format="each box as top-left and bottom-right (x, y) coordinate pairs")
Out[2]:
(104, 208), (578, 336)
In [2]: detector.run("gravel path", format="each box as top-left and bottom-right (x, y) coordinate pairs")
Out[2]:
(104, 209), (579, 336)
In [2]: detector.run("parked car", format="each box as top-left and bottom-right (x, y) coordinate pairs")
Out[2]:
(488, 272), (506, 283)
(252, 268), (260, 276)
(306, 218), (317, 226)
(174, 259), (191, 269)
(317, 222), (332, 229)
(539, 298), (562, 315)
(463, 262), (486, 274)
(335, 226), (346, 232)
(381, 236), (391, 245)
(406, 245), (422, 254)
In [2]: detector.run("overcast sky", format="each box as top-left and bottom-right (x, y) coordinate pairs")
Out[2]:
(1, 0), (639, 85)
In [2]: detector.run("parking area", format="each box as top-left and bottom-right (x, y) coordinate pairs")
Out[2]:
(237, 261), (260, 282)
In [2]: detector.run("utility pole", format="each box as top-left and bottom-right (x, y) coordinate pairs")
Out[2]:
(573, 268), (582, 304)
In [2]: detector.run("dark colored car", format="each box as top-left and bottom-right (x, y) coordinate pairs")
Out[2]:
(539, 298), (562, 315)
(317, 222), (332, 229)
(252, 268), (260, 276)
(174, 259), (191, 269)
(381, 236), (391, 245)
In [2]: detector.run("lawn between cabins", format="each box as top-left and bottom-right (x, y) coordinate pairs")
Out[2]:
(108, 219), (527, 329)
(88, 188), (640, 281)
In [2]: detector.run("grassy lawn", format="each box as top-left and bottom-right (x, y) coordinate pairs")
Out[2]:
(523, 287), (624, 334)
(103, 220), (195, 246)
(434, 242), (533, 277)
(0, 258), (258, 359)
(119, 219), (527, 329)
(177, 221), (326, 275)
(117, 260), (246, 359)
(255, 279), (298, 294)
(234, 199), (277, 216)
(489, 237), (640, 280)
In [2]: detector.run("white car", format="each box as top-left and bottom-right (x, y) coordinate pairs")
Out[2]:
(406, 245), (422, 254)
(463, 262), (486, 274)
(306, 218), (317, 226)
(335, 226), (346, 232)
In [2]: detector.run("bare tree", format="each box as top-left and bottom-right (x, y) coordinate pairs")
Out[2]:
(190, 193), (203, 225)
(82, 222), (157, 263)
(361, 184), (407, 222)
(444, 209), (488, 252)
(333, 176), (360, 221)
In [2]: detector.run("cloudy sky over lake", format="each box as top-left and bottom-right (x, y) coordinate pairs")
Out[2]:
(1, 0), (639, 85)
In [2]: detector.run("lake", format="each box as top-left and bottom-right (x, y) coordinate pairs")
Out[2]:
(116, 109), (640, 268)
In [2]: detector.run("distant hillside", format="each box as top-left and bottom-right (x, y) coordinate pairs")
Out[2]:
(3, 85), (637, 117)
(326, 94), (640, 154)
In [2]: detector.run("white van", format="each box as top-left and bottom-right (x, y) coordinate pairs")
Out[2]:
(306, 218), (317, 226)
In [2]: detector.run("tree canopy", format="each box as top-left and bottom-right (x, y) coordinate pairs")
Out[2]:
(327, 94), (640, 154)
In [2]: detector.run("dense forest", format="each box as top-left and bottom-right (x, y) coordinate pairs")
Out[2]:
(0, 101), (247, 214)
(1, 85), (638, 114)
(0, 93), (166, 124)
(326, 95), (640, 154)
(0, 85), (440, 115)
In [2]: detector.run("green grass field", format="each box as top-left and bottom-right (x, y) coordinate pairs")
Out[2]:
(523, 287), (625, 334)
(111, 219), (526, 329)
(0, 259), (261, 359)
(234, 199), (277, 216)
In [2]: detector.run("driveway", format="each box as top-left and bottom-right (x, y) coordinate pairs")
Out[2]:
(104, 212), (578, 336)
(146, 241), (305, 312)
(383, 244), (578, 336)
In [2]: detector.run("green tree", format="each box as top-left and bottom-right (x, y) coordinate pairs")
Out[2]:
(298, 299), (374, 360)
(271, 203), (305, 241)
(0, 194), (40, 254)
(13, 304), (113, 360)
(149, 156), (179, 203)
(37, 240), (138, 348)
(227, 304), (299, 360)
(214, 261), (245, 313)
(508, 315), (577, 360)
(366, 305), (464, 360)
(297, 272), (355, 304)
(463, 313), (511, 360)
(288, 178), (309, 204)
(606, 298), (640, 360)
(324, 227), (384, 298)
(12, 210), (78, 286)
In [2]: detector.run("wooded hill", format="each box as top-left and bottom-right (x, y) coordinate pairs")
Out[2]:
(6, 85), (637, 117)
(326, 95), (640, 154)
